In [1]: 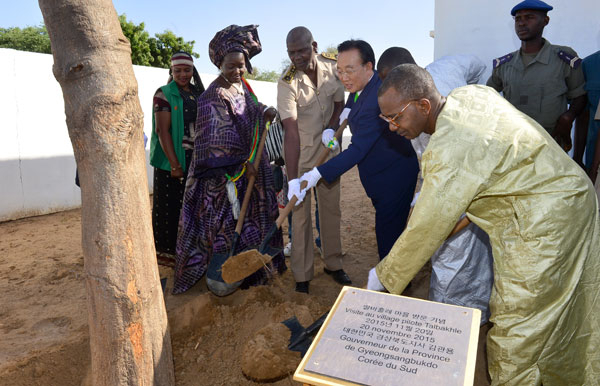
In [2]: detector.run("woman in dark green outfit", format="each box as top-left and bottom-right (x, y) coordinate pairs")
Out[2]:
(149, 51), (205, 266)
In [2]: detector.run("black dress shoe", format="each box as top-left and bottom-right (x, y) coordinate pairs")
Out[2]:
(324, 268), (352, 285)
(295, 281), (309, 294)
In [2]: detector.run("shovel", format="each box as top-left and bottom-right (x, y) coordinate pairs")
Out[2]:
(206, 120), (272, 296)
(276, 216), (472, 353)
(283, 311), (329, 356)
(221, 120), (348, 284)
(277, 218), (472, 355)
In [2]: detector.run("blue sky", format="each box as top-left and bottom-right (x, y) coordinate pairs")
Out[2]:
(2, 0), (435, 75)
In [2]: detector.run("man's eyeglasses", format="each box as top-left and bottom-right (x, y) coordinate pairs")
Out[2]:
(336, 64), (365, 78)
(379, 100), (417, 127)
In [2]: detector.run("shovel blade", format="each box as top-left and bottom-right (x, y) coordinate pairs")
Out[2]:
(282, 316), (311, 356)
(206, 250), (242, 296)
(221, 244), (282, 284)
(221, 249), (270, 284)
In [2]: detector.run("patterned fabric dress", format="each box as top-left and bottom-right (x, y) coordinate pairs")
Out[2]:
(152, 86), (198, 266)
(173, 79), (285, 294)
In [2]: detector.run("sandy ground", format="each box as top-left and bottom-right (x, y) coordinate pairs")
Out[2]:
(0, 166), (489, 385)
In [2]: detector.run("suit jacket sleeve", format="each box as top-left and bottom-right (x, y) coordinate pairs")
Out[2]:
(317, 81), (387, 183)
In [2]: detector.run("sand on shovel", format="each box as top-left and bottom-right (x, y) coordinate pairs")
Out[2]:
(222, 249), (272, 284)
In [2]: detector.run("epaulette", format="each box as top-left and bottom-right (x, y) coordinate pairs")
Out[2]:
(558, 50), (582, 69)
(282, 65), (297, 84)
(321, 52), (337, 61)
(493, 53), (513, 69)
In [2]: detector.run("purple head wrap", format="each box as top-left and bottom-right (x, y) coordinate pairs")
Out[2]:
(209, 24), (262, 74)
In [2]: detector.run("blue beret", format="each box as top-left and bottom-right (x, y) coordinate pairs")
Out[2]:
(511, 0), (553, 16)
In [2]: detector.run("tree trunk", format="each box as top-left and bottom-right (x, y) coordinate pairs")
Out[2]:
(38, 1), (175, 385)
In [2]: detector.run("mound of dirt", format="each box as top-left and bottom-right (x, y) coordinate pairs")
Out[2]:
(241, 322), (299, 382)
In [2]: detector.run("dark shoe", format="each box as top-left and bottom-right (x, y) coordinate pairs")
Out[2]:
(295, 281), (309, 294)
(324, 268), (352, 285)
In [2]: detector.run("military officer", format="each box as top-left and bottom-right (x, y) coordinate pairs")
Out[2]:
(487, 0), (586, 150)
(277, 27), (349, 293)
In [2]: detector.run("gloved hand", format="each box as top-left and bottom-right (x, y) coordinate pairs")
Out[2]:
(299, 167), (322, 195)
(287, 178), (306, 206)
(410, 191), (420, 208)
(339, 107), (351, 125)
(321, 128), (339, 151)
(367, 267), (385, 291)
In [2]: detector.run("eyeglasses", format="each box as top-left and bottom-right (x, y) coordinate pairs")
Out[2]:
(379, 100), (417, 127)
(336, 64), (365, 78)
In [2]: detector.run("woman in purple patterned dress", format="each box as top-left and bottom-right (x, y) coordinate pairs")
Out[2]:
(173, 25), (286, 294)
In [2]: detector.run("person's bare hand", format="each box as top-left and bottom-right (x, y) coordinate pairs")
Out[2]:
(170, 167), (184, 179)
(553, 113), (574, 151)
(264, 107), (277, 124)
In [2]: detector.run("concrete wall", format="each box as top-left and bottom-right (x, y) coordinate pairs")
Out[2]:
(433, 0), (600, 82)
(0, 48), (277, 222)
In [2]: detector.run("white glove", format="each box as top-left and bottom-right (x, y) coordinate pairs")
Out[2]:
(287, 178), (306, 205)
(410, 191), (420, 208)
(339, 107), (351, 125)
(321, 128), (339, 151)
(299, 167), (322, 195)
(367, 267), (385, 291)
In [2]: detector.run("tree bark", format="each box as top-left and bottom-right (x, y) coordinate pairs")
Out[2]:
(38, 1), (175, 385)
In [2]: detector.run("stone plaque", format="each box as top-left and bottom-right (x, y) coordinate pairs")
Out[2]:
(294, 287), (480, 386)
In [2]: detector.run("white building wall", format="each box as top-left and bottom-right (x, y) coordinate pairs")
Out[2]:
(0, 48), (277, 221)
(433, 0), (600, 82)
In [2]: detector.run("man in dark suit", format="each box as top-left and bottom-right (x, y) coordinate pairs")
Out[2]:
(288, 39), (419, 260)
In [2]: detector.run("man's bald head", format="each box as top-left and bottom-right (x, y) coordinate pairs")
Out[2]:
(377, 47), (416, 80)
(378, 64), (439, 101)
(286, 27), (318, 73)
(378, 64), (442, 138)
(286, 26), (314, 45)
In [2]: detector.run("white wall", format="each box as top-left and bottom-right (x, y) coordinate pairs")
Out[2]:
(0, 48), (277, 222)
(433, 0), (600, 82)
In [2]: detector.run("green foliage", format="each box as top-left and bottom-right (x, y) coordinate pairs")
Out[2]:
(244, 67), (280, 83)
(148, 30), (199, 69)
(119, 14), (152, 66)
(0, 25), (51, 54)
(280, 59), (292, 73)
(324, 45), (338, 55)
(0, 16), (199, 69)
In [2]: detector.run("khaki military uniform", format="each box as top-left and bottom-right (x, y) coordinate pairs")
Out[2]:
(277, 53), (345, 282)
(487, 39), (586, 134)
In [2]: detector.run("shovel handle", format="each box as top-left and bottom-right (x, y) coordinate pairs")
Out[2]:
(274, 180), (307, 228)
(234, 121), (271, 235)
(274, 119), (348, 229)
(315, 119), (347, 166)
